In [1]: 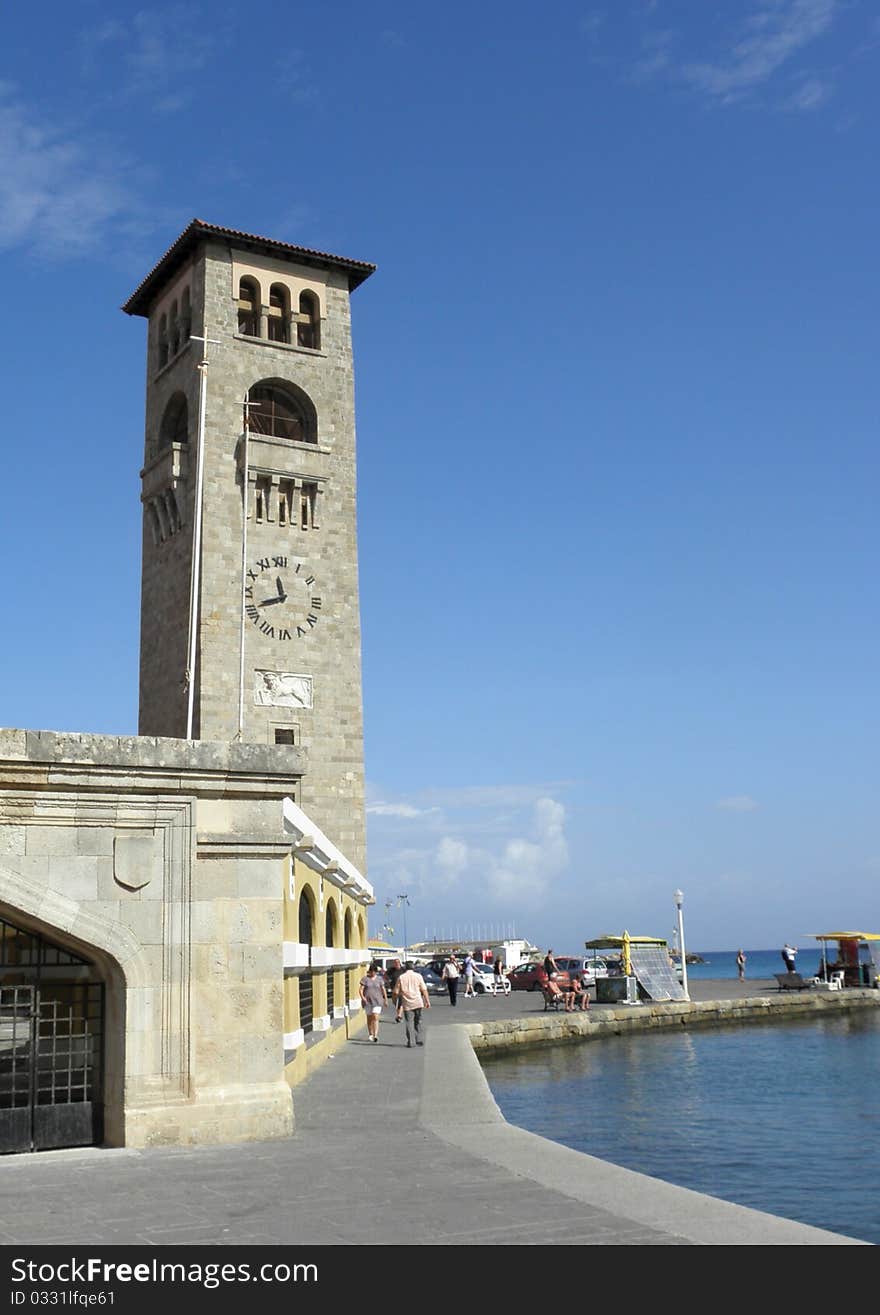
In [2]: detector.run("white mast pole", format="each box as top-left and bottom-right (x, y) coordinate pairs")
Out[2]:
(237, 392), (253, 739)
(185, 334), (220, 740)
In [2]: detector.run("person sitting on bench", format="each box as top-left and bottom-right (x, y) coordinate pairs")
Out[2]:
(570, 971), (590, 1012)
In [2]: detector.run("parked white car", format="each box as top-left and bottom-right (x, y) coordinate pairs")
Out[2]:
(472, 963), (511, 995)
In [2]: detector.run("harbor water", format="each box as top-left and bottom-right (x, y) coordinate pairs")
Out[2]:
(682, 947), (824, 981)
(482, 978), (880, 1243)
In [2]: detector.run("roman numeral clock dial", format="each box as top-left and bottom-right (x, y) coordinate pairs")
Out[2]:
(244, 555), (323, 641)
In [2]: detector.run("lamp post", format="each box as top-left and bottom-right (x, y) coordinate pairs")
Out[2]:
(673, 889), (689, 999)
(397, 894), (411, 959)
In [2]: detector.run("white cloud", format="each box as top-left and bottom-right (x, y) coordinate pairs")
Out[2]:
(782, 77), (832, 110)
(367, 802), (438, 819)
(579, 12), (605, 40)
(0, 89), (141, 257)
(411, 781), (577, 810)
(488, 798), (569, 904)
(436, 837), (469, 878)
(716, 795), (760, 812)
(368, 788), (573, 916)
(682, 0), (837, 101)
(78, 9), (218, 113)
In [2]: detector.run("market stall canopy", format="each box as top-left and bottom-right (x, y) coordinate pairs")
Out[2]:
(584, 935), (666, 949)
(811, 932), (880, 941)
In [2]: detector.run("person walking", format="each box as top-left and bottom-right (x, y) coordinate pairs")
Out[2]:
(736, 949), (746, 981)
(393, 960), (431, 1048)
(462, 951), (477, 998)
(493, 956), (504, 992)
(543, 949), (559, 979)
(442, 955), (460, 1006)
(385, 958), (404, 1023)
(359, 962), (387, 1042)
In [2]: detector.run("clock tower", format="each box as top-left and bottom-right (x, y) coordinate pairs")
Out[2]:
(124, 221), (375, 871)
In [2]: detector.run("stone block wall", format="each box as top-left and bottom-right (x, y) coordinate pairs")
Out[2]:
(0, 730), (310, 1148)
(136, 236), (367, 873)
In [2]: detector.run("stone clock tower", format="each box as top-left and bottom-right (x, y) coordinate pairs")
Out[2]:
(124, 220), (375, 870)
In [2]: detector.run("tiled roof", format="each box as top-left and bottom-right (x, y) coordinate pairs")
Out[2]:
(122, 219), (376, 316)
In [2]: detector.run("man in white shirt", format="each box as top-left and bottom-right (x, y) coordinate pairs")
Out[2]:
(441, 955), (460, 1006)
(393, 961), (431, 1048)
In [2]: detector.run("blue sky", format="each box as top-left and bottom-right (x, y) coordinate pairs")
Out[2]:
(1, 1), (877, 951)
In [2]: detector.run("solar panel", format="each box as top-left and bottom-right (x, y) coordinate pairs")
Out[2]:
(629, 944), (687, 1001)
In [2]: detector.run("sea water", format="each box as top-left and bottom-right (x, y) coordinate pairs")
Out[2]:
(684, 947), (824, 981)
(482, 1000), (880, 1243)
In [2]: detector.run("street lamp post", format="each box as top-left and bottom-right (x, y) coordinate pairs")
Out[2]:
(397, 894), (411, 959)
(673, 889), (689, 999)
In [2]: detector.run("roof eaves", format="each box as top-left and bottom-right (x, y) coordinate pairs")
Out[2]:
(122, 219), (376, 317)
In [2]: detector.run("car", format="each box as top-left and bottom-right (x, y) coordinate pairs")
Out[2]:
(472, 963), (511, 995)
(554, 956), (609, 985)
(413, 964), (447, 994)
(506, 962), (572, 992)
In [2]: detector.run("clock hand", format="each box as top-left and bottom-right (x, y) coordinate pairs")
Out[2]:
(258, 595), (285, 607)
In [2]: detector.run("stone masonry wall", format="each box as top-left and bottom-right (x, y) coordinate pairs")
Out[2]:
(137, 239), (366, 874)
(0, 730), (307, 1148)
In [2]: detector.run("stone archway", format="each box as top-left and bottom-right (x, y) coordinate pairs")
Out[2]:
(0, 911), (106, 1153)
(0, 866), (147, 1150)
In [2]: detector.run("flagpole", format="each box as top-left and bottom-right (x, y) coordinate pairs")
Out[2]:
(237, 392), (252, 740)
(185, 333), (220, 740)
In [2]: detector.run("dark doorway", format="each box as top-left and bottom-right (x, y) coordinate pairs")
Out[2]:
(0, 917), (104, 1154)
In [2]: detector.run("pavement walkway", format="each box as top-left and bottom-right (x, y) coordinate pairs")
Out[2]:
(0, 981), (862, 1246)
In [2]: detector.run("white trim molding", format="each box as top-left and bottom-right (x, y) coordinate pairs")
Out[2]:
(313, 1014), (331, 1032)
(283, 941), (310, 971)
(311, 946), (351, 969)
(283, 1028), (305, 1051)
(283, 798), (373, 905)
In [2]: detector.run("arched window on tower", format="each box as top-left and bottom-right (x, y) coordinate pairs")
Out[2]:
(296, 291), (320, 350)
(248, 382), (316, 444)
(238, 277), (260, 336)
(180, 287), (192, 344)
(159, 393), (189, 448)
(267, 284), (291, 344)
(157, 314), (169, 370)
(169, 301), (180, 357)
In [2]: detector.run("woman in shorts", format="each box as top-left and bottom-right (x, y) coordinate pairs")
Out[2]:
(359, 963), (388, 1042)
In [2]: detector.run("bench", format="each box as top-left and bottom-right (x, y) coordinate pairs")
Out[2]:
(774, 972), (812, 991)
(541, 983), (567, 1011)
(541, 981), (589, 1012)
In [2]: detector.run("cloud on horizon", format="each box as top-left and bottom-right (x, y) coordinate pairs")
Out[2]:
(368, 794), (571, 914)
(716, 795), (760, 812)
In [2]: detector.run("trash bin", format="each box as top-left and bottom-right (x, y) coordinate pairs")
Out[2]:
(596, 976), (638, 1005)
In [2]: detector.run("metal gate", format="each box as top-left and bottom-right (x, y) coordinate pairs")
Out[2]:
(0, 919), (104, 1154)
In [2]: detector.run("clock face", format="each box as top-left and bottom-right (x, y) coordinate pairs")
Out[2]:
(244, 554), (322, 641)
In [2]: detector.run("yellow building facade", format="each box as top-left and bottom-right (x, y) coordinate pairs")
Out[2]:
(282, 799), (372, 1085)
